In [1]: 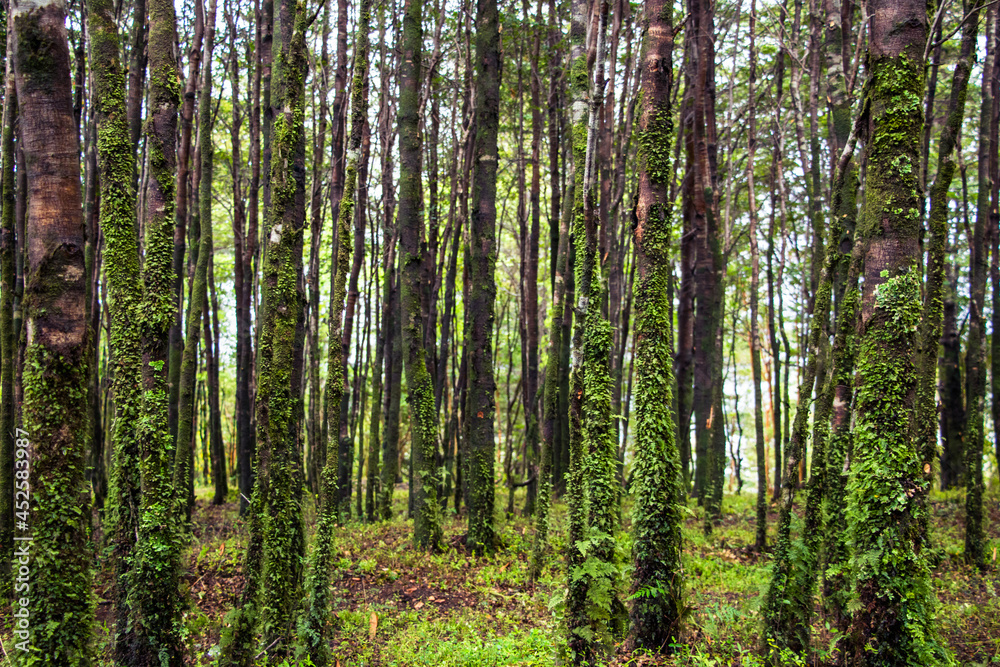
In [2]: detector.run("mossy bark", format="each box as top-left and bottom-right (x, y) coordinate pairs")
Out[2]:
(0, 31), (16, 598)
(132, 0), (187, 658)
(397, 0), (442, 550)
(168, 0), (206, 452)
(174, 0), (218, 525)
(564, 0), (592, 657)
(963, 3), (993, 572)
(914, 0), (980, 533)
(300, 0), (371, 661)
(846, 4), (949, 660)
(464, 0), (500, 556)
(87, 0), (162, 660)
(627, 0), (684, 650)
(250, 0), (309, 654)
(579, 0), (622, 648)
(532, 32), (572, 577)
(12, 0), (93, 661)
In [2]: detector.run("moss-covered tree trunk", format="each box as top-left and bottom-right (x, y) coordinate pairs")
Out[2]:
(579, 0), (622, 650)
(564, 0), (592, 656)
(762, 84), (853, 667)
(964, 4), (994, 572)
(520, 0), (542, 519)
(532, 2), (570, 576)
(463, 0), (500, 556)
(168, 0), (205, 450)
(397, 0), (442, 549)
(250, 0), (309, 654)
(990, 10), (1000, 481)
(0, 31), (16, 598)
(627, 0), (684, 651)
(131, 0), (186, 658)
(175, 0), (218, 524)
(300, 0), (371, 661)
(12, 0), (92, 661)
(915, 0), (980, 526)
(340, 10), (372, 521)
(87, 0), (156, 659)
(846, 1), (949, 661)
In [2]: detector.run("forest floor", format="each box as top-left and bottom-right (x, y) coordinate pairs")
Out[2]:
(45, 484), (1000, 665)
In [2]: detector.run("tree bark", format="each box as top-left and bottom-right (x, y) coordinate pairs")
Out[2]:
(627, 0), (684, 649)
(464, 0), (501, 555)
(0, 28), (16, 595)
(964, 3), (993, 571)
(13, 0), (92, 659)
(398, 0), (442, 549)
(175, 0), (218, 524)
(846, 0), (949, 660)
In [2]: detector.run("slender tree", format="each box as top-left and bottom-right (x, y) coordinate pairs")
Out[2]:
(398, 0), (443, 549)
(0, 27), (16, 597)
(175, 0), (219, 524)
(464, 0), (501, 555)
(129, 0), (188, 657)
(300, 0), (371, 660)
(964, 2), (993, 571)
(746, 0), (766, 552)
(627, 0), (684, 651)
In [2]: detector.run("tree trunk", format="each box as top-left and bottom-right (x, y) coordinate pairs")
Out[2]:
(304, 2), (372, 659)
(306, 0), (331, 495)
(463, 0), (501, 555)
(0, 30), (16, 595)
(746, 0), (766, 552)
(627, 0), (683, 649)
(131, 0), (187, 657)
(938, 296), (964, 489)
(846, 1), (949, 660)
(398, 0), (442, 550)
(175, 0), (218, 524)
(520, 0), (542, 519)
(915, 0), (982, 515)
(252, 0), (309, 652)
(13, 0), (92, 659)
(169, 0), (206, 449)
(564, 0), (592, 655)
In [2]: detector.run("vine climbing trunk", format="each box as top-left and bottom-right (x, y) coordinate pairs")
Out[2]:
(132, 0), (186, 658)
(627, 0), (684, 651)
(846, 1), (950, 661)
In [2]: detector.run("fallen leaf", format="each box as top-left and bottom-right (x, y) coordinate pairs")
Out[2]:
(369, 612), (378, 640)
(414, 601), (424, 609)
